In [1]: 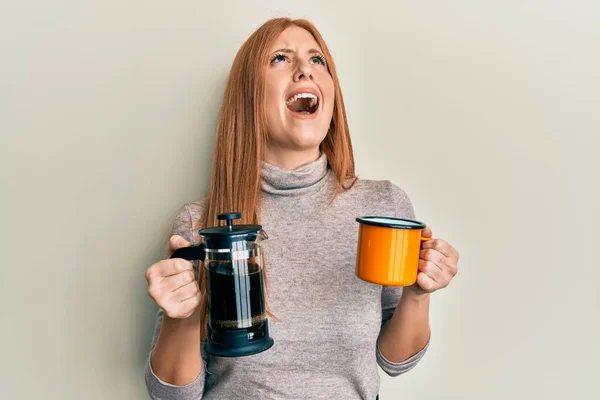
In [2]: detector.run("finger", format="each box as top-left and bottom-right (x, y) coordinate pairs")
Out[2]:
(415, 272), (437, 292)
(161, 270), (195, 292)
(421, 239), (457, 260)
(163, 289), (201, 319)
(170, 280), (200, 303)
(418, 259), (445, 284)
(168, 235), (191, 257)
(421, 227), (433, 238)
(163, 258), (194, 278)
(180, 290), (202, 312)
(147, 258), (193, 281)
(420, 247), (458, 279)
(420, 248), (445, 272)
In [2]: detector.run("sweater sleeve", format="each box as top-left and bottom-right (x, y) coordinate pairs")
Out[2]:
(377, 285), (430, 376)
(144, 203), (207, 399)
(375, 182), (430, 376)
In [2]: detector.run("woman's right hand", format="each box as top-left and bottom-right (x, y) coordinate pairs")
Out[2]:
(145, 235), (201, 319)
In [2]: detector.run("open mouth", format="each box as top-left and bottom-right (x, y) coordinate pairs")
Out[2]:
(285, 93), (319, 115)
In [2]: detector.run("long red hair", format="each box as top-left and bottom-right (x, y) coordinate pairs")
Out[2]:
(196, 17), (356, 340)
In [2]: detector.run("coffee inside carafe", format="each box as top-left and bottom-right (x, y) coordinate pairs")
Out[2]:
(207, 261), (266, 330)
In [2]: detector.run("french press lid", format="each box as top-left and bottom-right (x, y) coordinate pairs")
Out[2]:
(199, 212), (262, 248)
(170, 212), (263, 262)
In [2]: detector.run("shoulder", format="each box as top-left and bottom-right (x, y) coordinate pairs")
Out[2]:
(177, 199), (206, 223)
(344, 177), (416, 220)
(169, 198), (207, 244)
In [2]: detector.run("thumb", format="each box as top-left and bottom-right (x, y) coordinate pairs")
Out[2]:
(168, 234), (191, 256)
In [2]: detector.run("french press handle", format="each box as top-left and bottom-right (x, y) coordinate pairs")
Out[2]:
(170, 243), (206, 263)
(169, 212), (241, 261)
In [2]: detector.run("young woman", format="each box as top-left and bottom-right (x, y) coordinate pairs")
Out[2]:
(144, 17), (459, 400)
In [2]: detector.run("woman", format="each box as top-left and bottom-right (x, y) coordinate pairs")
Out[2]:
(144, 17), (459, 399)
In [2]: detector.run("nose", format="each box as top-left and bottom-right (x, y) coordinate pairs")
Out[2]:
(293, 61), (313, 82)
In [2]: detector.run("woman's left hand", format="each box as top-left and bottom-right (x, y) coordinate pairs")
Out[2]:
(408, 226), (459, 295)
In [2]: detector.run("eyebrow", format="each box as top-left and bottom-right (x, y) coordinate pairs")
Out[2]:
(272, 48), (323, 55)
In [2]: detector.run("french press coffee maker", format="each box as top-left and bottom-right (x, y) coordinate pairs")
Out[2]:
(170, 212), (274, 357)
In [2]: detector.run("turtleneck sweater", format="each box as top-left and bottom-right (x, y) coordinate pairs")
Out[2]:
(145, 153), (429, 399)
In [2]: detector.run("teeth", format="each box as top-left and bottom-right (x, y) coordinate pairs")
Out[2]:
(286, 92), (318, 106)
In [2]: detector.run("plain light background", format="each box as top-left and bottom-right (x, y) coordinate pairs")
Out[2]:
(1, 1), (598, 399)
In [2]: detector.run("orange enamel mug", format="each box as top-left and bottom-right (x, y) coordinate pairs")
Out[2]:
(355, 216), (432, 286)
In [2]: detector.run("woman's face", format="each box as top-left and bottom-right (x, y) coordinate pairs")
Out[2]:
(264, 26), (335, 166)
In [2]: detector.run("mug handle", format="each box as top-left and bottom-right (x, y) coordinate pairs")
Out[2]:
(420, 236), (434, 246)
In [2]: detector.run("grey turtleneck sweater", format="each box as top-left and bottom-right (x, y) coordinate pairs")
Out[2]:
(145, 154), (429, 399)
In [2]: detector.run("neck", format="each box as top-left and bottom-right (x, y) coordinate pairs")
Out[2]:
(263, 146), (321, 170)
(260, 151), (330, 196)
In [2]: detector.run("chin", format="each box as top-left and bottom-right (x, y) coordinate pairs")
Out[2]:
(288, 127), (328, 149)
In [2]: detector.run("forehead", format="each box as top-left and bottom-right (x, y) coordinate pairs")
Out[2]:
(270, 26), (322, 52)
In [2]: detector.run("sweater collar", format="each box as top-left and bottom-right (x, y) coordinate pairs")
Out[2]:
(260, 153), (330, 196)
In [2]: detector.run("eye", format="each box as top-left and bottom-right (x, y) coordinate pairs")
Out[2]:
(270, 53), (287, 64)
(310, 54), (327, 66)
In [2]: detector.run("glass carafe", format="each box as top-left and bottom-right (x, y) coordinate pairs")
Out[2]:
(170, 212), (274, 357)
